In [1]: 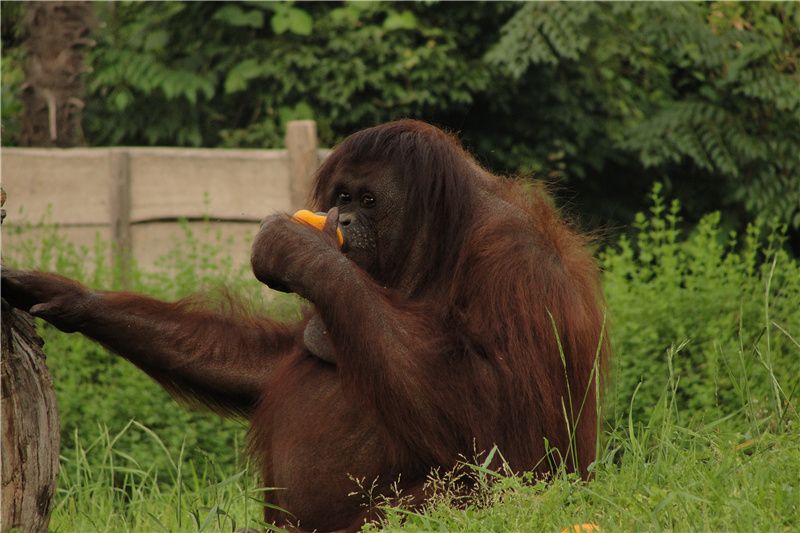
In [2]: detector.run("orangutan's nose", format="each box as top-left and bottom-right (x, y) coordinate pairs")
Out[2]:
(339, 213), (353, 227)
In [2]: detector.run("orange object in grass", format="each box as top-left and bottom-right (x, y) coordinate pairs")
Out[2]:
(292, 209), (344, 248)
(559, 524), (600, 533)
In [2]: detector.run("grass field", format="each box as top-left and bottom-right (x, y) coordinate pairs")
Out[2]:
(47, 348), (800, 532)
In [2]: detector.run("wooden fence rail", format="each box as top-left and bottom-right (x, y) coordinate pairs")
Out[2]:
(1, 121), (328, 273)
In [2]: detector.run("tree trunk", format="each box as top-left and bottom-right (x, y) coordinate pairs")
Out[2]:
(1, 308), (60, 533)
(20, 1), (95, 147)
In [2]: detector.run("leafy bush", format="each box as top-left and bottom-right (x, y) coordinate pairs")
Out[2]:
(73, 2), (509, 150)
(488, 2), (800, 228)
(601, 184), (800, 426)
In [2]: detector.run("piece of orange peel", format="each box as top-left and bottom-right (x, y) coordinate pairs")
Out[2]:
(292, 209), (345, 248)
(559, 523), (600, 533)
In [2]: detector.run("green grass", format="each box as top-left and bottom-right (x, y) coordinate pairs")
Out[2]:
(5, 187), (799, 532)
(49, 424), (800, 532)
(381, 433), (800, 532)
(378, 346), (800, 532)
(51, 423), (264, 533)
(47, 342), (800, 533)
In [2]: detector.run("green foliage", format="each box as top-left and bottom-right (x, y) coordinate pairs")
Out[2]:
(485, 2), (592, 72)
(211, 2), (502, 149)
(269, 3), (313, 36)
(212, 5), (264, 30)
(72, 2), (506, 151)
(487, 2), (800, 227)
(601, 184), (800, 426)
(619, 3), (800, 228)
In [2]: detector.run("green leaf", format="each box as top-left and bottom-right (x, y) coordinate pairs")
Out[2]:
(287, 7), (313, 35)
(198, 77), (215, 100)
(241, 0), (277, 10)
(271, 7), (312, 36)
(278, 101), (314, 125)
(383, 10), (417, 31)
(143, 30), (169, 51)
(161, 71), (179, 99)
(112, 88), (132, 111)
(213, 5), (264, 28)
(224, 59), (263, 94)
(330, 6), (359, 24)
(271, 9), (290, 34)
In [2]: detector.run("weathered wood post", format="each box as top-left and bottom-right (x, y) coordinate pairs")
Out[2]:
(286, 120), (320, 210)
(109, 148), (132, 287)
(1, 188), (60, 533)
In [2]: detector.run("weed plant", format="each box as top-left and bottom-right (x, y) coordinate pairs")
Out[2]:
(2, 186), (798, 531)
(602, 184), (799, 429)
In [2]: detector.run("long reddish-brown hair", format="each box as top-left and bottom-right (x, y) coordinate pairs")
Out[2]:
(313, 119), (608, 476)
(314, 120), (487, 295)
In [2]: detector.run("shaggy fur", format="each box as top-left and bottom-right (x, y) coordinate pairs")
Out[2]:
(2, 120), (609, 532)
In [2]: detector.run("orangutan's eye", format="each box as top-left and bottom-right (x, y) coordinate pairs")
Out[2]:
(337, 191), (352, 204)
(361, 193), (375, 208)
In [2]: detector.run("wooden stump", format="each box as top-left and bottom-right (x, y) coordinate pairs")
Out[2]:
(1, 307), (60, 533)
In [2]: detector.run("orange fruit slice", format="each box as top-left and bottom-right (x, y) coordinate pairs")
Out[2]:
(292, 209), (344, 248)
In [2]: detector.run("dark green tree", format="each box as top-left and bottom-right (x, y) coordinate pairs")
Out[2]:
(487, 2), (800, 228)
(80, 2), (512, 149)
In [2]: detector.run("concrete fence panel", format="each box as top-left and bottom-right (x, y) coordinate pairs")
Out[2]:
(1, 121), (327, 277)
(128, 148), (291, 222)
(1, 148), (112, 225)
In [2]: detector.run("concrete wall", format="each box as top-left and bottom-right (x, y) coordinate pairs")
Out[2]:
(1, 121), (329, 274)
